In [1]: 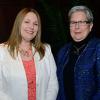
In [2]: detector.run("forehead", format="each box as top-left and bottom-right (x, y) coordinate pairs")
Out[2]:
(23, 12), (38, 21)
(70, 11), (87, 21)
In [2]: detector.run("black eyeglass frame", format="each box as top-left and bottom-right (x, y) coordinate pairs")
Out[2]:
(70, 20), (91, 27)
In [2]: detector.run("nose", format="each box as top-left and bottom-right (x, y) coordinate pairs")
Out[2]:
(29, 24), (34, 30)
(75, 22), (80, 29)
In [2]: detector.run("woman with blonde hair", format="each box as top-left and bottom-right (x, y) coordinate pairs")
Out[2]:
(0, 8), (58, 100)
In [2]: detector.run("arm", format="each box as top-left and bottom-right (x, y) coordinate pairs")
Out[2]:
(45, 45), (59, 100)
(0, 91), (12, 100)
(92, 43), (100, 100)
(0, 63), (12, 100)
(55, 46), (68, 100)
(0, 45), (12, 100)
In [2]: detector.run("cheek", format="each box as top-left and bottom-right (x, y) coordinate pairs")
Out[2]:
(70, 32), (75, 39)
(70, 29), (75, 37)
(32, 25), (38, 32)
(70, 28), (73, 33)
(84, 25), (92, 34)
(21, 24), (25, 32)
(83, 28), (90, 36)
(35, 26), (39, 31)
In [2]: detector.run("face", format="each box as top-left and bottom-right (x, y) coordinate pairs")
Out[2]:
(21, 12), (38, 42)
(69, 11), (93, 42)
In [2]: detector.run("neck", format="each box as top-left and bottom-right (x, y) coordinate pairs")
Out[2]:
(19, 41), (32, 51)
(72, 33), (93, 48)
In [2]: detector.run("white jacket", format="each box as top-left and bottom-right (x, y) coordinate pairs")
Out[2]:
(0, 44), (58, 100)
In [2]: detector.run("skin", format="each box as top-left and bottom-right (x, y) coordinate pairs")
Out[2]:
(70, 11), (93, 42)
(19, 12), (39, 60)
(20, 12), (39, 50)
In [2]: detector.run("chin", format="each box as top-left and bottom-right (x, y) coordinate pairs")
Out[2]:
(74, 38), (84, 42)
(73, 36), (86, 42)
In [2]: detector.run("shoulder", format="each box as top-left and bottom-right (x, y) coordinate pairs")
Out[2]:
(88, 38), (100, 55)
(95, 38), (100, 49)
(39, 43), (56, 60)
(0, 43), (9, 61)
(44, 43), (52, 56)
(89, 37), (100, 44)
(0, 43), (6, 47)
(0, 43), (8, 52)
(89, 38), (100, 48)
(57, 43), (71, 56)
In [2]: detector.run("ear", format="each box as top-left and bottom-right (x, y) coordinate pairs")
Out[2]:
(89, 23), (93, 31)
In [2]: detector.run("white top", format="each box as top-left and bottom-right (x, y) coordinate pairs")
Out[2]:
(0, 44), (58, 100)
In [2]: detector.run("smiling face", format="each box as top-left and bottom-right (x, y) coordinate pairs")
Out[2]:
(70, 11), (93, 42)
(21, 12), (38, 42)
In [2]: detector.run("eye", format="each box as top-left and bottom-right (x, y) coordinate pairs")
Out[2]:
(70, 21), (76, 24)
(24, 21), (30, 23)
(34, 23), (38, 26)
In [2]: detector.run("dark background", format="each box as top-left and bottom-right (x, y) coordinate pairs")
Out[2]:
(0, 0), (100, 56)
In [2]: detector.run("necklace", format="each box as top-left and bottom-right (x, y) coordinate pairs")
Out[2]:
(19, 48), (32, 57)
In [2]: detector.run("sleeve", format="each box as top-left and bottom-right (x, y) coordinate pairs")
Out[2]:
(0, 45), (12, 100)
(92, 43), (100, 100)
(55, 46), (67, 100)
(45, 44), (59, 100)
(0, 91), (12, 100)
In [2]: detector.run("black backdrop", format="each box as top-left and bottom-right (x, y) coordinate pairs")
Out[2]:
(0, 0), (100, 56)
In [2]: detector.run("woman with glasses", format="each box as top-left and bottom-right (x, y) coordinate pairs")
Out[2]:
(56, 5), (100, 100)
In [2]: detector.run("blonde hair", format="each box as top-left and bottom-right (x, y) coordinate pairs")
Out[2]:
(6, 8), (45, 59)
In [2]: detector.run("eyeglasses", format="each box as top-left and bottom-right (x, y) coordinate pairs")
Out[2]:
(70, 20), (90, 27)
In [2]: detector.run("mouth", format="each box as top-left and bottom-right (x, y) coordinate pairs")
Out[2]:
(75, 32), (81, 34)
(26, 30), (34, 34)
